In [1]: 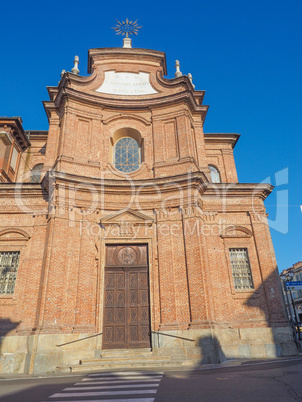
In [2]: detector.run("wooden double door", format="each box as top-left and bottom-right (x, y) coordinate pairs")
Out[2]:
(102, 245), (151, 349)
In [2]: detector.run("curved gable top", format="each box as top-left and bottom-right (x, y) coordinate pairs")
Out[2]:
(0, 229), (30, 241)
(88, 48), (167, 75)
(220, 225), (253, 239)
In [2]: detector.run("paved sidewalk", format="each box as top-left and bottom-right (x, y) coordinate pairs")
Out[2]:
(1, 355), (301, 381)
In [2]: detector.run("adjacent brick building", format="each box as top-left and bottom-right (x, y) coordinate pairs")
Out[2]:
(0, 43), (297, 374)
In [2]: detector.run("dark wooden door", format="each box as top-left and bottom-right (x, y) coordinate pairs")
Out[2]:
(103, 245), (151, 349)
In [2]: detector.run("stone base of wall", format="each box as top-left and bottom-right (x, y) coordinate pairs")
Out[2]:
(151, 327), (298, 364)
(0, 327), (298, 374)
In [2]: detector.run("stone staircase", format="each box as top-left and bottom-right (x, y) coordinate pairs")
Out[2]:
(56, 348), (195, 373)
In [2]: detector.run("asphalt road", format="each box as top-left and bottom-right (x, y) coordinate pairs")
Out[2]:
(0, 357), (302, 402)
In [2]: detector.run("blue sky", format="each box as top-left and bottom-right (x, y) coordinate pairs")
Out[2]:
(1, 0), (301, 271)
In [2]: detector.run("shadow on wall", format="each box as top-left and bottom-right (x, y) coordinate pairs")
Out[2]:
(196, 269), (296, 365)
(0, 318), (21, 367)
(244, 269), (296, 357)
(197, 336), (226, 365)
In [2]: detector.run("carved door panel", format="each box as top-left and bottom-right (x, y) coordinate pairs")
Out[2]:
(103, 245), (150, 349)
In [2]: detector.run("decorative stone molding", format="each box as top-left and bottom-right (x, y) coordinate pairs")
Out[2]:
(100, 209), (154, 226)
(103, 113), (151, 126)
(0, 228), (31, 241)
(199, 211), (218, 222)
(248, 212), (268, 223)
(221, 149), (234, 155)
(220, 225), (253, 238)
(181, 204), (204, 219)
(156, 208), (181, 221)
(106, 161), (150, 178)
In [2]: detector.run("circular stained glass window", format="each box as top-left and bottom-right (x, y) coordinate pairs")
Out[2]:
(114, 137), (141, 173)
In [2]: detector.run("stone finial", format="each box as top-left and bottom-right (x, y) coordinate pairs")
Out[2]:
(60, 70), (66, 78)
(175, 60), (182, 78)
(71, 55), (80, 75)
(123, 37), (132, 48)
(188, 73), (195, 89)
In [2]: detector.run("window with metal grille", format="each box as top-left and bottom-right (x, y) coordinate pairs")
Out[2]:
(0, 252), (20, 295)
(229, 248), (254, 290)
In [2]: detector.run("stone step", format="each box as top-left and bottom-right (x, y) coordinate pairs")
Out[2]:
(57, 359), (195, 373)
(101, 348), (152, 356)
(80, 355), (171, 365)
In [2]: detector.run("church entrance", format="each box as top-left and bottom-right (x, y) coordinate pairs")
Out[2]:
(102, 245), (151, 349)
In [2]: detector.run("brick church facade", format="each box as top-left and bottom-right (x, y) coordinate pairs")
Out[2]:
(0, 44), (296, 374)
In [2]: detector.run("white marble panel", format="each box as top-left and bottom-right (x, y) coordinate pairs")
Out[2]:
(96, 71), (158, 95)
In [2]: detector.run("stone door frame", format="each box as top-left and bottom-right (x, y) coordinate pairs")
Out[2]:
(96, 238), (155, 351)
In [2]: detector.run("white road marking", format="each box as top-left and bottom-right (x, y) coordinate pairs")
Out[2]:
(65, 383), (160, 390)
(43, 370), (163, 401)
(75, 378), (161, 385)
(82, 376), (162, 382)
(43, 399), (155, 402)
(87, 371), (163, 377)
(82, 375), (163, 381)
(49, 389), (157, 397)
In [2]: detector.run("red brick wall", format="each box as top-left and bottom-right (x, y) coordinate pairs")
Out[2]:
(0, 47), (287, 343)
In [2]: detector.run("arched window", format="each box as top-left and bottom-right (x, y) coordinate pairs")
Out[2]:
(114, 137), (141, 173)
(209, 165), (221, 183)
(30, 163), (43, 183)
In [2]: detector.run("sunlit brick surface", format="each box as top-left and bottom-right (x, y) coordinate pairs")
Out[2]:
(0, 47), (292, 374)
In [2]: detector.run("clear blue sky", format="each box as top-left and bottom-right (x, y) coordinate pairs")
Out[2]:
(1, 0), (301, 271)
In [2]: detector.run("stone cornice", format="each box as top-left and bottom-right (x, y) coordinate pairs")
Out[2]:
(46, 86), (58, 101)
(43, 170), (207, 195)
(155, 73), (206, 103)
(42, 100), (57, 121)
(0, 183), (48, 198)
(204, 183), (273, 199)
(0, 173), (272, 202)
(204, 133), (240, 149)
(45, 86), (208, 121)
(25, 130), (48, 141)
(0, 117), (31, 151)
(41, 171), (273, 200)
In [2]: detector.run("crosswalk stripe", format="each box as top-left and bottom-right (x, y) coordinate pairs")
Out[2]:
(75, 378), (161, 385)
(43, 399), (155, 402)
(87, 371), (163, 377)
(49, 389), (158, 397)
(82, 375), (163, 381)
(64, 383), (160, 390)
(44, 370), (163, 401)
